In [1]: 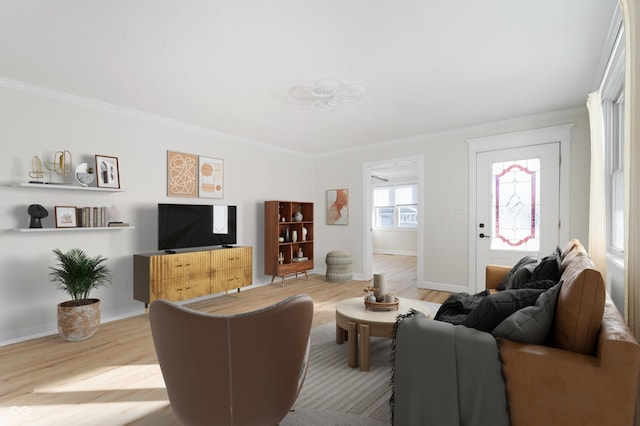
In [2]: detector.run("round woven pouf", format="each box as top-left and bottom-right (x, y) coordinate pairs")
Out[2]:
(325, 250), (353, 282)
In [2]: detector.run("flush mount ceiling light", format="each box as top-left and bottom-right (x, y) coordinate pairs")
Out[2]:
(288, 78), (367, 112)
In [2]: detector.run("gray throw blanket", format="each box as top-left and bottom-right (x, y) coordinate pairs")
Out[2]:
(391, 311), (509, 426)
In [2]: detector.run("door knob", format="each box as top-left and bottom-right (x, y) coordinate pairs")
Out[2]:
(479, 233), (491, 238)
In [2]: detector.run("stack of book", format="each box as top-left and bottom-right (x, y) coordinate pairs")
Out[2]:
(292, 256), (309, 262)
(75, 207), (128, 228)
(107, 222), (130, 227)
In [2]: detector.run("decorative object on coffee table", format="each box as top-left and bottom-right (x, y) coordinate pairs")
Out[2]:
(364, 296), (399, 311)
(373, 273), (387, 301)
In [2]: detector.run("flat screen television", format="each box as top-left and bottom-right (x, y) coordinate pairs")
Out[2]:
(158, 203), (237, 251)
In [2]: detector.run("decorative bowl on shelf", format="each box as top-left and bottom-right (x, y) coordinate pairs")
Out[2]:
(364, 297), (399, 311)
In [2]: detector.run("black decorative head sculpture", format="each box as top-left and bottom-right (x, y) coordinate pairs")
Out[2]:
(28, 204), (48, 228)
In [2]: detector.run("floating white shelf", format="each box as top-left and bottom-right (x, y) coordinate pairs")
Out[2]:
(14, 183), (124, 192)
(13, 226), (134, 233)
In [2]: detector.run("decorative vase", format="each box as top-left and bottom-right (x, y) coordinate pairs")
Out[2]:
(294, 211), (303, 222)
(298, 248), (303, 258)
(373, 273), (387, 302)
(292, 230), (298, 243)
(284, 227), (290, 242)
(302, 227), (307, 241)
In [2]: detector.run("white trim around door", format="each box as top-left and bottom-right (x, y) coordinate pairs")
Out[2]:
(466, 124), (573, 293)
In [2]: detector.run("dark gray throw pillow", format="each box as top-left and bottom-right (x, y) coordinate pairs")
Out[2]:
(462, 288), (545, 333)
(492, 282), (562, 344)
(530, 247), (562, 283)
(496, 255), (539, 291)
(504, 262), (538, 290)
(508, 279), (556, 290)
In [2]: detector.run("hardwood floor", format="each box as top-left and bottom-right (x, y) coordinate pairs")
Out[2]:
(0, 254), (451, 425)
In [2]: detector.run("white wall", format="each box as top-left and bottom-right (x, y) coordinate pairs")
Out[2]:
(372, 229), (417, 255)
(313, 109), (591, 293)
(0, 84), (314, 344)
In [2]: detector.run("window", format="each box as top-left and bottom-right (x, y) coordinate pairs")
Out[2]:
(607, 92), (625, 252)
(373, 184), (418, 228)
(490, 159), (540, 252)
(602, 19), (625, 254)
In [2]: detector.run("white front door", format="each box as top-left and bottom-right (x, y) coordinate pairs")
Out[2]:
(475, 143), (560, 291)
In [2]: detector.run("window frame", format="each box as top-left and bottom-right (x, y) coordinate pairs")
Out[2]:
(373, 182), (418, 230)
(601, 23), (625, 257)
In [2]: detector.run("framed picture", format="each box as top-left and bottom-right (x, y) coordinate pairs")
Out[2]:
(95, 155), (120, 189)
(198, 156), (224, 199)
(55, 206), (78, 228)
(167, 150), (197, 197)
(327, 189), (349, 225)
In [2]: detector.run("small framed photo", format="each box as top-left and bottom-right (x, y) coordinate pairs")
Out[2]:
(55, 206), (78, 228)
(95, 155), (120, 189)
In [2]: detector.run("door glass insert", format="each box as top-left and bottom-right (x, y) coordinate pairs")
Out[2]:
(491, 159), (540, 251)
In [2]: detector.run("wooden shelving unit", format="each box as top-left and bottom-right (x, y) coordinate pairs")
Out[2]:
(264, 201), (314, 286)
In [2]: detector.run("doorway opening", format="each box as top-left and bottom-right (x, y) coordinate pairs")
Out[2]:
(362, 155), (424, 289)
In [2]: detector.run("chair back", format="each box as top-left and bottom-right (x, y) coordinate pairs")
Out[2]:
(149, 294), (314, 426)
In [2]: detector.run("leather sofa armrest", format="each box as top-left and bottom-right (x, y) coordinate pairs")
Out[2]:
(498, 305), (640, 426)
(485, 265), (511, 290)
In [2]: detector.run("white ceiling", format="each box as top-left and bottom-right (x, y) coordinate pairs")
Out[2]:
(0, 1), (618, 156)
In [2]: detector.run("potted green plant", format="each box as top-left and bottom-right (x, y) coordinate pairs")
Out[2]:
(49, 248), (112, 341)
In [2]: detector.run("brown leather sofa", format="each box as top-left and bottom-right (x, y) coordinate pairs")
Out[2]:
(486, 239), (640, 426)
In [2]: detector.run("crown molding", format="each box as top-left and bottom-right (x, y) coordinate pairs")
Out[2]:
(0, 76), (311, 158)
(315, 105), (586, 158)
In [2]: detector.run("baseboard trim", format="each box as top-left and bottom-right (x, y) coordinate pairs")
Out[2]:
(419, 281), (470, 294)
(372, 249), (417, 256)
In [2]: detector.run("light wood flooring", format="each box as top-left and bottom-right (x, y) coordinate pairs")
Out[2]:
(0, 254), (451, 425)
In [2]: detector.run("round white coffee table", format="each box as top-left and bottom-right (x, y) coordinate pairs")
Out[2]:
(335, 297), (433, 371)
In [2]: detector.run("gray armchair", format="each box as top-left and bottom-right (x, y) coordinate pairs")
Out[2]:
(149, 294), (314, 426)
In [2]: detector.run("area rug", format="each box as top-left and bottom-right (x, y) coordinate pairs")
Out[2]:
(281, 320), (393, 425)
(282, 301), (441, 426)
